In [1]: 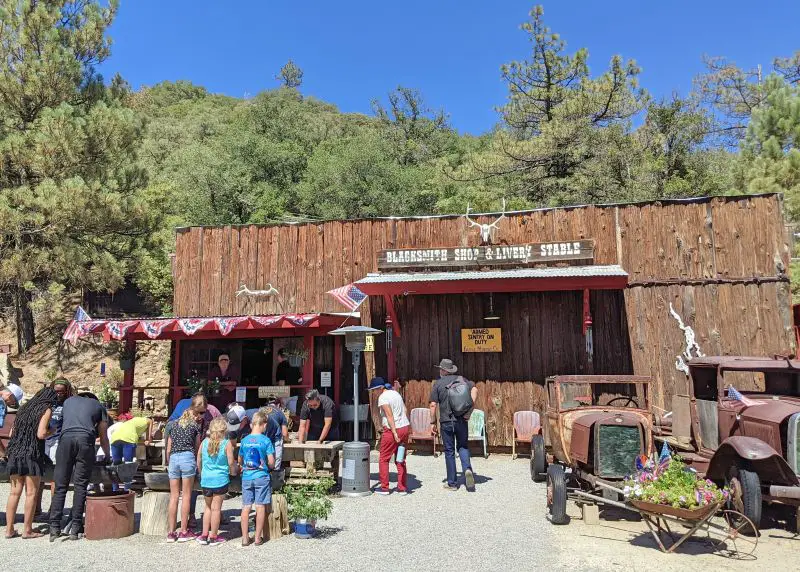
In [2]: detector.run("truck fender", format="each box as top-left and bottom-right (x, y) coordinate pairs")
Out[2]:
(706, 436), (798, 486)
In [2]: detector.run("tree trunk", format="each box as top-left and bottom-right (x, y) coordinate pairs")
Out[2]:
(15, 286), (35, 354)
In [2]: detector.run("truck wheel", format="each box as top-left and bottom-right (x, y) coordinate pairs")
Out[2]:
(546, 465), (569, 525)
(727, 467), (761, 536)
(531, 434), (547, 482)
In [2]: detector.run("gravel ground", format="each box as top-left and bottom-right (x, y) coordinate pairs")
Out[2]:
(1, 453), (796, 571)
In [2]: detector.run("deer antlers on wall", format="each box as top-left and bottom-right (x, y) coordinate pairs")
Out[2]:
(236, 283), (279, 298)
(466, 198), (506, 244)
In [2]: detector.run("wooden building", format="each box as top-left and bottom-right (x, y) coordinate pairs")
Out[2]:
(69, 194), (795, 449)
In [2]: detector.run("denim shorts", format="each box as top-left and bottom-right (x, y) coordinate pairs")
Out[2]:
(168, 451), (197, 479)
(241, 477), (271, 506)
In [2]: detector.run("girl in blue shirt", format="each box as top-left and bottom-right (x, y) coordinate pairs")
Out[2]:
(196, 417), (236, 546)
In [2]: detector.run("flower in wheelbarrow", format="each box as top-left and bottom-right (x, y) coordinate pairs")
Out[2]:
(623, 486), (631, 495)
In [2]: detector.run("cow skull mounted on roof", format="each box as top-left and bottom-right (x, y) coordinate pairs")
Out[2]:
(466, 198), (506, 245)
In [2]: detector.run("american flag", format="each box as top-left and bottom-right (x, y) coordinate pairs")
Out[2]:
(656, 441), (671, 474)
(728, 385), (758, 407)
(63, 306), (92, 344)
(326, 284), (367, 311)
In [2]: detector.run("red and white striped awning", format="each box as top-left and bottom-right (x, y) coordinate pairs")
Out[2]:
(63, 313), (358, 343)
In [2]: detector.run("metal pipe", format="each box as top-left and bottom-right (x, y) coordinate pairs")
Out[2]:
(570, 489), (630, 510)
(769, 485), (800, 499)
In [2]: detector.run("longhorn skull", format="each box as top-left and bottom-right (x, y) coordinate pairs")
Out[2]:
(466, 198), (506, 244)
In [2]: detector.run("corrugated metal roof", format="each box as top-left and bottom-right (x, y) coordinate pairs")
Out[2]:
(355, 265), (628, 284)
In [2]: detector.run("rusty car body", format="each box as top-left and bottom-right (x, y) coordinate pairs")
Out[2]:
(661, 356), (800, 529)
(536, 375), (653, 524)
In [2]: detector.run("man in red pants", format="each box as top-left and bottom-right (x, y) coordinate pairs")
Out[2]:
(368, 377), (410, 495)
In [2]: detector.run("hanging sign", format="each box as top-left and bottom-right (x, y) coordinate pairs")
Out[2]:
(461, 328), (502, 353)
(377, 240), (594, 270)
(364, 335), (375, 352)
(320, 372), (332, 388)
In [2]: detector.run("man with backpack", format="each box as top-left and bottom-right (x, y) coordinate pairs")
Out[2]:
(429, 359), (478, 491)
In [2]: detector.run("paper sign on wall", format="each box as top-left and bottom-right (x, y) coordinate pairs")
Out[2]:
(235, 386), (247, 403)
(258, 385), (291, 398)
(364, 335), (375, 352)
(461, 328), (502, 353)
(320, 371), (332, 388)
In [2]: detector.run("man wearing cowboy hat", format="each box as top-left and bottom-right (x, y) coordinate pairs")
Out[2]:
(429, 359), (478, 491)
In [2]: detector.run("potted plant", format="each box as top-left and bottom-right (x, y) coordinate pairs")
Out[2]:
(284, 345), (309, 368)
(118, 345), (136, 371)
(285, 477), (334, 538)
(96, 378), (120, 420)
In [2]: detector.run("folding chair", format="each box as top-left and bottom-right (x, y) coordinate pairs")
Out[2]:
(409, 408), (437, 457)
(512, 411), (541, 460)
(468, 409), (488, 458)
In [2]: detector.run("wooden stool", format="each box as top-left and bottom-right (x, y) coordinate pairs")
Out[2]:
(266, 494), (289, 540)
(139, 490), (171, 536)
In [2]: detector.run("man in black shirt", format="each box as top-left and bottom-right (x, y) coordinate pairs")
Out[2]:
(298, 390), (338, 443)
(275, 348), (301, 386)
(429, 359), (478, 492)
(49, 393), (110, 541)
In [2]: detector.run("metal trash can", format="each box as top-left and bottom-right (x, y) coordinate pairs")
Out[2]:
(340, 441), (371, 497)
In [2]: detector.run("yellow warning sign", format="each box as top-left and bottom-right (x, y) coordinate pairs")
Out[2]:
(461, 328), (502, 353)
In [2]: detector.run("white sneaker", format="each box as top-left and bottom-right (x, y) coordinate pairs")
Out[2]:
(395, 490), (408, 496)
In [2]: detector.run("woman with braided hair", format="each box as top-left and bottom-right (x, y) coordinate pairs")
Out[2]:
(4, 386), (57, 539)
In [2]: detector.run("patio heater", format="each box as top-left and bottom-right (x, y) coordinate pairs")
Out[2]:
(329, 325), (383, 497)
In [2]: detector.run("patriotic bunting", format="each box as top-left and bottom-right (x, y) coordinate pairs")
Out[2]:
(285, 313), (316, 326)
(215, 316), (248, 336)
(142, 319), (174, 339)
(62, 313), (337, 342)
(177, 318), (212, 335)
(106, 320), (138, 340)
(250, 315), (284, 328)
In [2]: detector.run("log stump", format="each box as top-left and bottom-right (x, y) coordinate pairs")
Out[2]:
(266, 494), (289, 540)
(139, 490), (171, 536)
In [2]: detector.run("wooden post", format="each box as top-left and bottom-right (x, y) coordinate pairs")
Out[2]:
(120, 338), (136, 413)
(139, 491), (171, 536)
(171, 339), (182, 409)
(266, 493), (288, 540)
(333, 335), (342, 405)
(302, 333), (314, 390)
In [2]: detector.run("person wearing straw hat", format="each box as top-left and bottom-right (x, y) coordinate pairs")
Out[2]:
(429, 359), (477, 492)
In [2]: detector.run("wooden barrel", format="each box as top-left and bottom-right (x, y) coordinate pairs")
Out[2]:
(139, 490), (172, 536)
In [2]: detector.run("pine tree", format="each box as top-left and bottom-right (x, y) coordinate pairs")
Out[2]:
(492, 5), (647, 205)
(277, 60), (304, 89)
(0, 0), (162, 353)
(741, 75), (800, 218)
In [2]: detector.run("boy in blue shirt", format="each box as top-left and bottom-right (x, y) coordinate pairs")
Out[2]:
(238, 410), (275, 546)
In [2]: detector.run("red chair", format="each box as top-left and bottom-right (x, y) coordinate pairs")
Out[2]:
(409, 408), (438, 457)
(512, 411), (541, 459)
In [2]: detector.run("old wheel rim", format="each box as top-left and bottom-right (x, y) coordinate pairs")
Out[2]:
(728, 477), (744, 513)
(705, 510), (759, 559)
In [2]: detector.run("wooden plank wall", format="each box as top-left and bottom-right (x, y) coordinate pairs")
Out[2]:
(172, 195), (794, 446)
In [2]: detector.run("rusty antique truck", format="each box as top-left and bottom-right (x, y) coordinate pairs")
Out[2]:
(658, 356), (800, 530)
(535, 375), (654, 524)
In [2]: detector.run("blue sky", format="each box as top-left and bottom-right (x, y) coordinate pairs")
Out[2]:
(101, 1), (800, 135)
